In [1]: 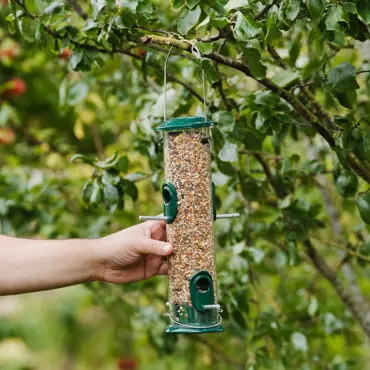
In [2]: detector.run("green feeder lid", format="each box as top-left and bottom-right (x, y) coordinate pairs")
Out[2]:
(155, 116), (214, 131)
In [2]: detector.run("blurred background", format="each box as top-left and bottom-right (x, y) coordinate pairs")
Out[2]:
(1, 0), (370, 369)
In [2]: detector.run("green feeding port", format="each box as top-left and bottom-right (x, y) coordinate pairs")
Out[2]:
(165, 271), (224, 334)
(155, 116), (215, 131)
(162, 183), (178, 224)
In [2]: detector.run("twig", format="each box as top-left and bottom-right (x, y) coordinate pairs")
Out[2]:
(65, 0), (88, 20)
(357, 70), (370, 75)
(254, 0), (280, 20)
(90, 124), (104, 160)
(253, 152), (287, 198)
(312, 237), (370, 264)
(190, 336), (244, 366)
(197, 31), (232, 43)
(267, 45), (335, 129)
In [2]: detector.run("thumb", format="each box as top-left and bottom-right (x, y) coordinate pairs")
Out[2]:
(133, 237), (172, 257)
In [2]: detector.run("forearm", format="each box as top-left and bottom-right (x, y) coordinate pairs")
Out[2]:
(0, 236), (101, 295)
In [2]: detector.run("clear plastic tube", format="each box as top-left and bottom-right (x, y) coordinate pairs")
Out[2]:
(163, 128), (218, 308)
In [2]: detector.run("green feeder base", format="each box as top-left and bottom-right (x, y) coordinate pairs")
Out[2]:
(165, 324), (224, 335)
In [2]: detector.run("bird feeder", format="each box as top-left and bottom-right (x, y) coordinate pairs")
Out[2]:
(139, 48), (239, 334)
(140, 116), (239, 334)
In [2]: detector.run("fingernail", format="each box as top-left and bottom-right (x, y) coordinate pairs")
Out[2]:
(161, 244), (171, 254)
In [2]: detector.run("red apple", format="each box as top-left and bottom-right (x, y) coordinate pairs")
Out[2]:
(0, 49), (15, 59)
(0, 128), (15, 144)
(137, 48), (147, 58)
(2, 77), (27, 98)
(117, 358), (136, 370)
(60, 48), (72, 61)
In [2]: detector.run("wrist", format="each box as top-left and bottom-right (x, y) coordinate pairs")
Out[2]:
(87, 237), (109, 282)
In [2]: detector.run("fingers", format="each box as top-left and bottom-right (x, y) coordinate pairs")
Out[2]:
(157, 262), (168, 275)
(133, 237), (172, 257)
(148, 220), (166, 241)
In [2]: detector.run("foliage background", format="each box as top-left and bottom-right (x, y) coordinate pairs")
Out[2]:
(1, 0), (370, 368)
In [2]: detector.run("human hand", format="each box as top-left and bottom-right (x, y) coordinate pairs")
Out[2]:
(95, 221), (172, 284)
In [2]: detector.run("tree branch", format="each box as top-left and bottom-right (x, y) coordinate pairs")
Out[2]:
(141, 35), (336, 147)
(304, 240), (370, 339)
(267, 45), (334, 128)
(141, 35), (370, 185)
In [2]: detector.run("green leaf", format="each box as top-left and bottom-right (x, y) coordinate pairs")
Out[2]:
(116, 0), (138, 14)
(243, 128), (264, 151)
(103, 183), (119, 209)
(289, 35), (301, 67)
(24, 0), (41, 14)
(82, 180), (94, 205)
(90, 179), (103, 208)
(91, 0), (106, 19)
(324, 313), (343, 334)
(243, 45), (266, 79)
(5, 14), (16, 34)
(239, 174), (261, 201)
(219, 141), (238, 162)
(67, 81), (89, 106)
(356, 192), (370, 224)
(200, 59), (220, 84)
(121, 179), (138, 201)
(216, 157), (235, 176)
(196, 15), (210, 29)
(325, 5), (350, 32)
(70, 153), (95, 165)
(231, 310), (247, 330)
(211, 17), (228, 28)
(357, 0), (370, 24)
(341, 126), (359, 151)
(117, 155), (129, 173)
(102, 170), (121, 185)
(177, 5), (201, 35)
(234, 12), (262, 41)
(95, 151), (120, 169)
(271, 70), (300, 88)
(125, 172), (148, 182)
(35, 21), (46, 46)
(212, 111), (235, 133)
(43, 1), (64, 14)
(266, 17), (282, 44)
(70, 50), (83, 70)
(285, 0), (300, 21)
(195, 41), (213, 55)
(185, 0), (199, 9)
(291, 332), (308, 352)
(335, 91), (357, 109)
(137, 1), (153, 20)
(18, 16), (36, 43)
(0, 198), (8, 216)
(327, 63), (359, 93)
(307, 0), (324, 22)
(308, 296), (318, 316)
(224, 0), (248, 11)
(335, 170), (358, 198)
(342, 2), (357, 14)
(172, 0), (185, 10)
(287, 242), (303, 264)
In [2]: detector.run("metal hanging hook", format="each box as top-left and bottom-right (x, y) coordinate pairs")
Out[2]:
(163, 44), (207, 122)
